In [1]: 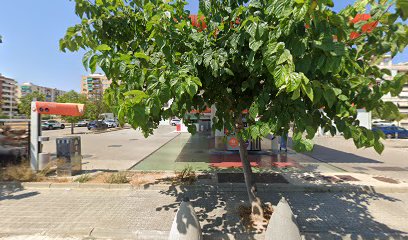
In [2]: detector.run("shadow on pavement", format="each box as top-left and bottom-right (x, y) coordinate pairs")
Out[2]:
(0, 183), (39, 201)
(154, 182), (406, 239)
(285, 136), (382, 164)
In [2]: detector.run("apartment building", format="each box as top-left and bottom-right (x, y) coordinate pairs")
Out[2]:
(18, 82), (66, 102)
(378, 56), (408, 115)
(0, 74), (18, 117)
(80, 73), (111, 101)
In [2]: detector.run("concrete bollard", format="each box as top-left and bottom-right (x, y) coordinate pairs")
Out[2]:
(271, 137), (280, 153)
(38, 153), (50, 171)
(168, 197), (202, 240)
(265, 197), (301, 240)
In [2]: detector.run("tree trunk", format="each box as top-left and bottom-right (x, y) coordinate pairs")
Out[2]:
(236, 117), (263, 218)
(71, 122), (74, 134)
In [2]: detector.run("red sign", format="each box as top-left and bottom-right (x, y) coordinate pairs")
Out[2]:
(228, 137), (239, 148)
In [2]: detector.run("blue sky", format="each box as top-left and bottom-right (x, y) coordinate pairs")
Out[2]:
(0, 0), (406, 92)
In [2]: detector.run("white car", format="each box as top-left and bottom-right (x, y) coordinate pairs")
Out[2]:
(41, 120), (65, 130)
(103, 119), (118, 128)
(170, 119), (181, 126)
(372, 120), (396, 127)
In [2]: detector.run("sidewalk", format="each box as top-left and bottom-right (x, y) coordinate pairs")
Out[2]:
(0, 186), (407, 240)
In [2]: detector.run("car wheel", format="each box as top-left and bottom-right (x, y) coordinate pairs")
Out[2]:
(386, 134), (393, 139)
(60, 124), (65, 129)
(88, 127), (91, 130)
(49, 125), (54, 130)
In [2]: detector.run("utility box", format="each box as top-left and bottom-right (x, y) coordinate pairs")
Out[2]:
(56, 136), (82, 176)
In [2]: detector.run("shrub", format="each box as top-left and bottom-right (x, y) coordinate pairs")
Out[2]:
(104, 172), (129, 184)
(176, 165), (196, 185)
(0, 162), (39, 182)
(75, 173), (92, 183)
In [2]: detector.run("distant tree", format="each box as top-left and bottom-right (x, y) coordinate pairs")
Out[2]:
(18, 91), (46, 117)
(56, 91), (88, 134)
(85, 98), (110, 120)
(61, 0), (408, 215)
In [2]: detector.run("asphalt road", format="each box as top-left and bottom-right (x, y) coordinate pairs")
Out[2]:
(303, 136), (408, 181)
(41, 125), (178, 171)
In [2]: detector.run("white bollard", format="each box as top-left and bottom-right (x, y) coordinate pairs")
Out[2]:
(38, 153), (50, 170)
(271, 136), (280, 153)
(168, 197), (202, 240)
(265, 197), (301, 240)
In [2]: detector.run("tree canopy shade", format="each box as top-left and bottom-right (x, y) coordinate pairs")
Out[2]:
(61, 0), (408, 214)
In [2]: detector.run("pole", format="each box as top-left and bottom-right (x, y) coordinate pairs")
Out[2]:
(30, 101), (41, 170)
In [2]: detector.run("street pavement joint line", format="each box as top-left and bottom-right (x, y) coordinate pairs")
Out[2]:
(128, 132), (181, 170)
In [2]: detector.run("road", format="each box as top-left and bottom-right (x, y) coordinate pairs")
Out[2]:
(41, 125), (178, 171)
(303, 136), (408, 181)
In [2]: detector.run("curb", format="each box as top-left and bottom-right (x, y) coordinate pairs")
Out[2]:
(3, 182), (408, 194)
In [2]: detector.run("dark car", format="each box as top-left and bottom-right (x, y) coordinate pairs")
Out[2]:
(372, 126), (408, 139)
(87, 120), (108, 131)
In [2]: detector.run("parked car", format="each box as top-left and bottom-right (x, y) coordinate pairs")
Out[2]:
(372, 126), (408, 139)
(41, 120), (65, 130)
(372, 120), (396, 127)
(87, 120), (108, 130)
(170, 119), (181, 126)
(76, 120), (90, 127)
(103, 119), (118, 128)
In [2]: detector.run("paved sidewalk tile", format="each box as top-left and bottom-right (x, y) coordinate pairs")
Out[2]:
(1, 188), (407, 239)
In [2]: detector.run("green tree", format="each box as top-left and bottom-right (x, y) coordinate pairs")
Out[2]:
(56, 91), (88, 134)
(18, 91), (46, 117)
(61, 0), (408, 215)
(85, 98), (110, 120)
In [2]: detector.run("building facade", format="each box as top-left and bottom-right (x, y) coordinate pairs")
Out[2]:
(18, 82), (66, 102)
(80, 74), (111, 101)
(0, 74), (18, 117)
(378, 57), (408, 115)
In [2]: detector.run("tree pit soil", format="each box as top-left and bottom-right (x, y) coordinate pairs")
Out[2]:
(236, 203), (274, 233)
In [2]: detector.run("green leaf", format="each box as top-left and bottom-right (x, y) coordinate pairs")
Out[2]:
(323, 87), (336, 107)
(301, 83), (314, 101)
(82, 50), (93, 70)
(134, 52), (150, 60)
(374, 140), (384, 154)
(89, 55), (98, 73)
(249, 103), (259, 119)
(273, 65), (289, 88)
(191, 77), (202, 87)
(292, 88), (301, 100)
(277, 49), (292, 65)
(397, 0), (408, 20)
(96, 44), (111, 51)
(249, 39), (264, 52)
(292, 132), (314, 152)
(124, 90), (148, 103)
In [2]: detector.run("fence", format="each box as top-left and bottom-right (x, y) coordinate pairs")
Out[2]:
(0, 119), (30, 167)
